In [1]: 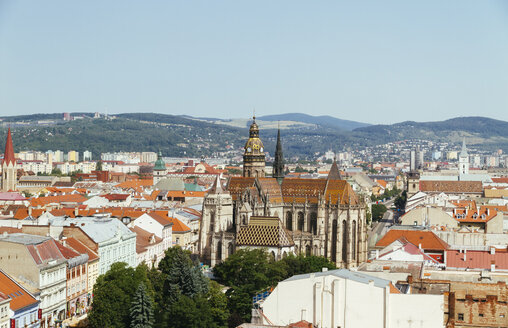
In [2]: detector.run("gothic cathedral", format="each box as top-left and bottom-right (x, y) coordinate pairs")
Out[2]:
(199, 117), (368, 268)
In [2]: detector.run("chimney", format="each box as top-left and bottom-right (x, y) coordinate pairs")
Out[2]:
(491, 247), (496, 255)
(491, 262), (496, 272)
(376, 249), (380, 259)
(418, 243), (422, 250)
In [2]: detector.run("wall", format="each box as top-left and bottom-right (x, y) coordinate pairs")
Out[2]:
(389, 294), (444, 328)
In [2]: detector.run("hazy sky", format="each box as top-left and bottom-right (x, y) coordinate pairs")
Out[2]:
(0, 1), (507, 124)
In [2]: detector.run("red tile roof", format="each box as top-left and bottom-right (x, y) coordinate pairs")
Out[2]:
(64, 237), (99, 262)
(0, 270), (38, 311)
(376, 230), (449, 251)
(30, 194), (88, 207)
(492, 177), (508, 184)
(446, 248), (508, 271)
(103, 194), (130, 201)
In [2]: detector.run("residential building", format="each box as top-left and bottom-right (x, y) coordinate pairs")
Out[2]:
(55, 241), (89, 318)
(63, 238), (99, 295)
(131, 213), (173, 251)
(130, 226), (164, 267)
(48, 216), (136, 275)
(0, 234), (66, 328)
(375, 229), (449, 263)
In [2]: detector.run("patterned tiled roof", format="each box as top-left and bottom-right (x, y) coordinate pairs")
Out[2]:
(257, 178), (283, 204)
(227, 176), (359, 205)
(419, 180), (482, 194)
(236, 216), (294, 247)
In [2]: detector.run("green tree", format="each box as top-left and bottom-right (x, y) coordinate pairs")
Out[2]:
(157, 246), (208, 307)
(130, 282), (154, 328)
(164, 294), (215, 328)
(150, 247), (228, 328)
(395, 190), (407, 211)
(214, 249), (337, 324)
(88, 263), (152, 328)
(372, 204), (388, 221)
(96, 160), (103, 171)
(279, 254), (336, 278)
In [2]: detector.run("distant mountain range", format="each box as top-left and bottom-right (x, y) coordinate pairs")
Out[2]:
(257, 113), (370, 131)
(0, 113), (507, 159)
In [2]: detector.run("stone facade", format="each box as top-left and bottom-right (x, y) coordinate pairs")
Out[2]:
(199, 123), (368, 268)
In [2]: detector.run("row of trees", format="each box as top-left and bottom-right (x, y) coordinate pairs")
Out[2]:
(88, 247), (337, 328)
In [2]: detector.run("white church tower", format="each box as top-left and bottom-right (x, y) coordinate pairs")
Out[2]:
(458, 138), (469, 179)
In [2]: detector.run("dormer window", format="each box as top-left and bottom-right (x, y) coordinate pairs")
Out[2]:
(472, 214), (477, 220)
(481, 214), (486, 220)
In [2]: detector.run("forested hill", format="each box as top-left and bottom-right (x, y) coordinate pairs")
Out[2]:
(1, 113), (507, 159)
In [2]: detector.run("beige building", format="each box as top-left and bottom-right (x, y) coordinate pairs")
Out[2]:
(400, 207), (458, 228)
(0, 233), (67, 328)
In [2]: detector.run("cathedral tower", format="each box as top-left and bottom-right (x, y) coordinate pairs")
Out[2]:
(272, 127), (284, 184)
(243, 116), (265, 177)
(1, 128), (17, 191)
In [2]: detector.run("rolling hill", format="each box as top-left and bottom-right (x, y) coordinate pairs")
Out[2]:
(0, 113), (507, 159)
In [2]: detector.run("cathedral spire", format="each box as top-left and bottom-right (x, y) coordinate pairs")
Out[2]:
(273, 126), (284, 184)
(210, 174), (224, 194)
(460, 137), (468, 157)
(3, 127), (15, 166)
(327, 156), (342, 180)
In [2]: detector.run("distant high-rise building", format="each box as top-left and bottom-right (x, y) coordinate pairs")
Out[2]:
(67, 150), (79, 162)
(53, 150), (64, 162)
(83, 150), (92, 161)
(63, 112), (71, 121)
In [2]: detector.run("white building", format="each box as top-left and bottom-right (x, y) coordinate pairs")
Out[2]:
(49, 216), (137, 275)
(131, 213), (173, 252)
(253, 269), (444, 328)
(83, 151), (92, 161)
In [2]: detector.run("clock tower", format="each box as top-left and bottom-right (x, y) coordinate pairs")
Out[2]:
(243, 116), (265, 177)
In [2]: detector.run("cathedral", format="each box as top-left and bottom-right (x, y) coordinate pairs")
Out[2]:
(198, 117), (368, 268)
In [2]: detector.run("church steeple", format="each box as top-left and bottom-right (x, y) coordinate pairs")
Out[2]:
(2, 127), (17, 191)
(273, 126), (284, 184)
(243, 116), (265, 178)
(327, 156), (342, 180)
(3, 127), (15, 166)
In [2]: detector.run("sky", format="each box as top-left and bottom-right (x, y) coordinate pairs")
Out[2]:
(0, 1), (507, 124)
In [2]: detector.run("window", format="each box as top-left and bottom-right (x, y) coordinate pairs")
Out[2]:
(458, 313), (464, 321)
(479, 313), (484, 317)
